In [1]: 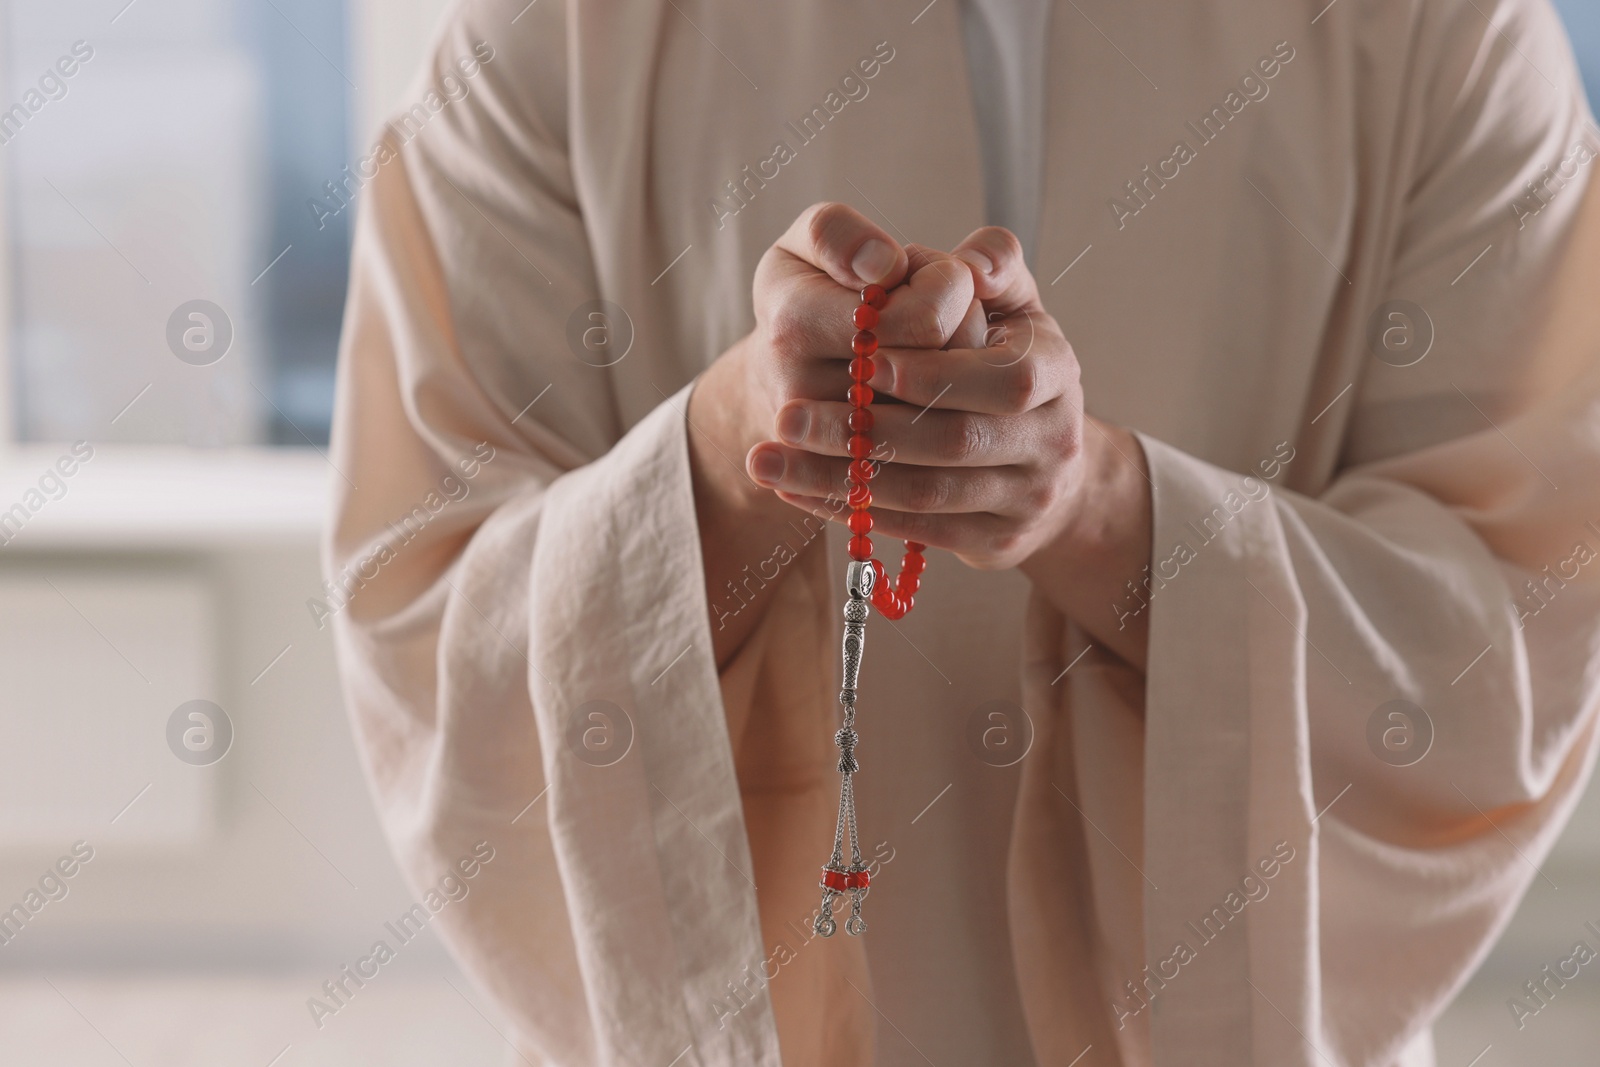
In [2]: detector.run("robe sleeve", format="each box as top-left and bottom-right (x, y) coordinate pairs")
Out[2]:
(323, 5), (784, 1064)
(1040, 1), (1600, 1063)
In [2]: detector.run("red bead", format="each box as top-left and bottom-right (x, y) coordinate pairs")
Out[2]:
(905, 541), (926, 553)
(851, 331), (878, 358)
(847, 407), (874, 433)
(847, 384), (874, 407)
(869, 558), (887, 585)
(848, 510), (873, 534)
(850, 356), (876, 382)
(848, 534), (873, 560)
(821, 867), (847, 891)
(849, 458), (877, 483)
(848, 483), (872, 509)
(902, 552), (926, 576)
(845, 869), (870, 889)
(852, 304), (879, 330)
(896, 574), (920, 597)
(848, 433), (873, 459)
(862, 284), (888, 310)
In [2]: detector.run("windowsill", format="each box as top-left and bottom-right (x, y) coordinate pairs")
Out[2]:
(0, 446), (329, 551)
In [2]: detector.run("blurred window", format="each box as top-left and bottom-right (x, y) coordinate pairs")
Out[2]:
(4, 0), (350, 446)
(1553, 0), (1600, 105)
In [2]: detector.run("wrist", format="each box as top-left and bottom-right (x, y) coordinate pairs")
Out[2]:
(1019, 416), (1153, 669)
(687, 336), (789, 522)
(1074, 419), (1146, 554)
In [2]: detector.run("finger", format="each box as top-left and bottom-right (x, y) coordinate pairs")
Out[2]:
(868, 336), (1073, 414)
(952, 226), (1040, 316)
(774, 201), (909, 289)
(754, 433), (1043, 515)
(775, 397), (1063, 467)
(772, 488), (1012, 558)
(945, 296), (988, 350)
(867, 245), (977, 350)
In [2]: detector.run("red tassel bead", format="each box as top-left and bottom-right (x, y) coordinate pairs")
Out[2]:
(847, 384), (874, 408)
(821, 867), (847, 891)
(848, 511), (873, 535)
(851, 331), (878, 358)
(848, 534), (873, 560)
(845, 869), (870, 889)
(852, 304), (879, 330)
(849, 356), (876, 382)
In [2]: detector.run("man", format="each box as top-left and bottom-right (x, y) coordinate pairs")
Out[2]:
(326, 0), (1600, 1063)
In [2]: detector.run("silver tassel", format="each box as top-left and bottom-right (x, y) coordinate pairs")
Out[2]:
(816, 561), (876, 938)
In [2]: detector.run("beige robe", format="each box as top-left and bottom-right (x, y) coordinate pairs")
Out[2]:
(324, 0), (1600, 1063)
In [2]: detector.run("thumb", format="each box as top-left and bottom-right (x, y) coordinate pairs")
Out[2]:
(952, 226), (1040, 316)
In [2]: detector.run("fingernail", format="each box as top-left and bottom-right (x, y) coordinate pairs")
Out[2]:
(956, 248), (994, 275)
(750, 448), (785, 486)
(777, 405), (810, 445)
(851, 239), (895, 284)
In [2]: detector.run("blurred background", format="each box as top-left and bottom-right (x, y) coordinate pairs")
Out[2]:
(0, 1), (1596, 1065)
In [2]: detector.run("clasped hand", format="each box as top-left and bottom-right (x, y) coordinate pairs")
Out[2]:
(741, 202), (1086, 571)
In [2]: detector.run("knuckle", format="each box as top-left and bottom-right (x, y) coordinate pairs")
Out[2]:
(903, 472), (953, 513)
(824, 410), (851, 452)
(765, 299), (810, 361)
(904, 297), (948, 349)
(1056, 417), (1084, 461)
(1026, 478), (1059, 513)
(903, 511), (942, 543)
(937, 413), (985, 463)
(992, 530), (1024, 557)
(984, 226), (1024, 266)
(1003, 359), (1041, 413)
(893, 358), (934, 402)
(791, 452), (832, 496)
(805, 202), (850, 251)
